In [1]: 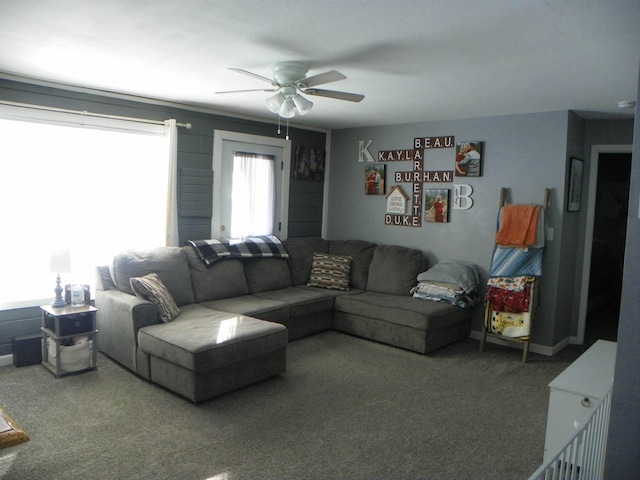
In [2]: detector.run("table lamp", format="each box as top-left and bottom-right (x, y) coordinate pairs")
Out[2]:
(49, 247), (71, 308)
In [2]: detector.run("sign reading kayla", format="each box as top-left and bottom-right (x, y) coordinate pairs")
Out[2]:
(413, 136), (455, 149)
(378, 149), (422, 162)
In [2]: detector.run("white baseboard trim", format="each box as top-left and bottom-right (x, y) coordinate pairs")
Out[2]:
(0, 354), (14, 367)
(469, 330), (570, 357)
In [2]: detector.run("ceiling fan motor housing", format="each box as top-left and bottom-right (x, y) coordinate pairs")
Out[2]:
(271, 62), (309, 87)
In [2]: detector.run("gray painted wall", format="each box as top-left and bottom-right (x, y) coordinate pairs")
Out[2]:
(0, 79), (326, 355)
(327, 111), (633, 349)
(604, 63), (640, 479)
(328, 111), (571, 348)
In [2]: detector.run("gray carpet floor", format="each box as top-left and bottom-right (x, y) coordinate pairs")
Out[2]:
(0, 331), (588, 480)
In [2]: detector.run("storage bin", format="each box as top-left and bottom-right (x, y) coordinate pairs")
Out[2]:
(48, 337), (91, 372)
(44, 312), (93, 336)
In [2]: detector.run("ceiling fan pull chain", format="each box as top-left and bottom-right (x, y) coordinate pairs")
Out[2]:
(286, 118), (290, 141)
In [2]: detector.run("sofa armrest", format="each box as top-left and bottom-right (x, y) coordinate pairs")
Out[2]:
(95, 289), (160, 374)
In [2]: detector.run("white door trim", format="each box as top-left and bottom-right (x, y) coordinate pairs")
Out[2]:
(212, 130), (291, 239)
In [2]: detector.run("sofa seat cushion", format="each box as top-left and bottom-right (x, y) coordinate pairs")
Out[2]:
(138, 305), (287, 373)
(302, 285), (366, 298)
(253, 286), (334, 317)
(334, 292), (471, 331)
(200, 295), (289, 324)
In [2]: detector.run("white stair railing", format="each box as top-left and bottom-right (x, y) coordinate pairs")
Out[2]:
(528, 389), (612, 480)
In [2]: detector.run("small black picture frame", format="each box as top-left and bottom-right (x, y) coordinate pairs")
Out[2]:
(567, 157), (584, 212)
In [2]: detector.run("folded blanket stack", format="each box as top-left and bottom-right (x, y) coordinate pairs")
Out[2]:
(485, 276), (534, 313)
(495, 204), (543, 248)
(484, 275), (537, 338)
(412, 261), (481, 308)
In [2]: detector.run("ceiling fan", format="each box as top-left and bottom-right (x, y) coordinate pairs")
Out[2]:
(216, 61), (364, 118)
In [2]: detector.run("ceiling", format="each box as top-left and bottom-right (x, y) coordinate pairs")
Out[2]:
(1, 0), (639, 130)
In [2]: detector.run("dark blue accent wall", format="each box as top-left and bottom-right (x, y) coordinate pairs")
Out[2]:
(0, 79), (326, 356)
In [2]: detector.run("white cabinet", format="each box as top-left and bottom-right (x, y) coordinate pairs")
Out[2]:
(543, 339), (616, 462)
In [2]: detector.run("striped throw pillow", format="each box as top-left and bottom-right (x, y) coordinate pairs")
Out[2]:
(130, 273), (180, 322)
(307, 253), (352, 291)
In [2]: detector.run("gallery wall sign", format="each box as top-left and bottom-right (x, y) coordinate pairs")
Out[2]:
(358, 139), (376, 162)
(386, 185), (409, 214)
(379, 136), (455, 227)
(359, 136), (478, 227)
(453, 184), (473, 209)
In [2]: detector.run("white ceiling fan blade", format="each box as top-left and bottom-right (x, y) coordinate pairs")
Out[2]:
(215, 88), (277, 94)
(299, 70), (346, 88)
(228, 68), (275, 84)
(304, 88), (364, 102)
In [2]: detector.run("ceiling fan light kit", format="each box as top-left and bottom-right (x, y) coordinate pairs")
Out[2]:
(218, 61), (364, 119)
(265, 92), (285, 114)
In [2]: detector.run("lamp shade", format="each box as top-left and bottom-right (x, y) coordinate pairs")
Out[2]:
(292, 94), (313, 115)
(49, 247), (71, 274)
(265, 93), (285, 113)
(278, 98), (296, 118)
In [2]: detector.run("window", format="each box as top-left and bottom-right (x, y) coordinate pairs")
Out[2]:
(0, 110), (171, 309)
(230, 152), (275, 238)
(211, 130), (291, 241)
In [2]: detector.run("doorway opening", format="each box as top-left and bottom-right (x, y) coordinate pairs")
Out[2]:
(583, 151), (632, 345)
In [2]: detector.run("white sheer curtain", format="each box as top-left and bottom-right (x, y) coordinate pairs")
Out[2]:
(0, 107), (173, 309)
(230, 152), (275, 239)
(165, 119), (179, 246)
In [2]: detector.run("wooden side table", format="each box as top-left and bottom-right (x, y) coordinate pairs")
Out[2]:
(40, 304), (98, 378)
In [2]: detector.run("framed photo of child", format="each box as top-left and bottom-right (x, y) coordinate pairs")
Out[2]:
(424, 189), (449, 223)
(455, 141), (483, 177)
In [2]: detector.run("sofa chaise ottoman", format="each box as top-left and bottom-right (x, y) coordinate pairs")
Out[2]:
(137, 306), (287, 403)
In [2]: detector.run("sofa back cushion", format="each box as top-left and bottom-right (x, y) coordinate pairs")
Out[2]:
(329, 239), (376, 290)
(283, 237), (329, 285)
(244, 258), (292, 293)
(110, 247), (195, 306)
(183, 246), (249, 302)
(366, 244), (427, 296)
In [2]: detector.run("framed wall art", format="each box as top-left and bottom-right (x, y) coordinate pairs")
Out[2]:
(567, 157), (584, 212)
(455, 141), (483, 177)
(295, 146), (325, 181)
(424, 189), (450, 223)
(365, 164), (386, 195)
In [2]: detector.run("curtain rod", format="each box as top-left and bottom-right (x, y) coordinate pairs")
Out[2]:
(0, 99), (192, 129)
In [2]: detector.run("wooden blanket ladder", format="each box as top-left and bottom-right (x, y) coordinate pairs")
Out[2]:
(479, 188), (550, 362)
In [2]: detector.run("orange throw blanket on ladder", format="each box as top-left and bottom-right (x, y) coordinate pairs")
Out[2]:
(495, 205), (540, 247)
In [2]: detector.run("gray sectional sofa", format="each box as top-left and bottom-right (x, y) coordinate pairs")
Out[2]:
(95, 237), (475, 402)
